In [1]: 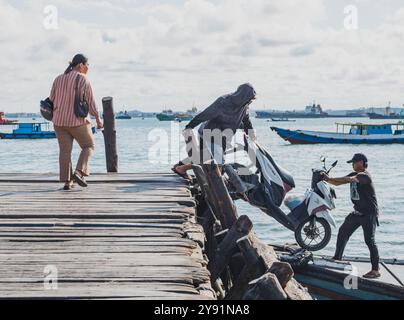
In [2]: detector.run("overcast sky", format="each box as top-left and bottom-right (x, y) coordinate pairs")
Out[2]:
(0, 0), (403, 113)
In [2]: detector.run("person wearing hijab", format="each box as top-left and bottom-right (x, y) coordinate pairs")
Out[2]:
(172, 83), (257, 179)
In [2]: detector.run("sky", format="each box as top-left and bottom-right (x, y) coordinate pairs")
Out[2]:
(0, 0), (403, 113)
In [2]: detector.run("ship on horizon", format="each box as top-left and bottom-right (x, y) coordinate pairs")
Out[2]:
(256, 104), (328, 119)
(368, 105), (404, 119)
(255, 104), (367, 119)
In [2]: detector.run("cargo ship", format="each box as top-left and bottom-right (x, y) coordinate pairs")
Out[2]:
(368, 106), (404, 119)
(256, 104), (327, 119)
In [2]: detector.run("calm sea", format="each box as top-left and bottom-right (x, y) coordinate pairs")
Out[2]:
(1, 117), (403, 259)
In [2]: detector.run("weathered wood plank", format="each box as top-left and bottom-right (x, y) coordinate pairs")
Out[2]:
(0, 173), (212, 300)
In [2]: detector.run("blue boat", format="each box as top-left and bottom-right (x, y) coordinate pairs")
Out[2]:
(271, 122), (404, 144)
(275, 245), (404, 300)
(0, 122), (56, 139)
(116, 111), (132, 120)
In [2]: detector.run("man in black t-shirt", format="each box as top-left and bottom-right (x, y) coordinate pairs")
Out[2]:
(322, 153), (381, 279)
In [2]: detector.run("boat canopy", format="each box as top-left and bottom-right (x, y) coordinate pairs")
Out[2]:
(336, 122), (404, 135)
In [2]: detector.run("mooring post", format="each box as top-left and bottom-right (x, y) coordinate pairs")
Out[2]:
(102, 97), (118, 173)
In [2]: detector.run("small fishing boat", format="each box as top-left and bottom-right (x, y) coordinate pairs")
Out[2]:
(274, 244), (404, 300)
(270, 118), (296, 122)
(271, 122), (404, 144)
(156, 110), (193, 122)
(0, 122), (56, 139)
(0, 112), (17, 125)
(116, 111), (132, 120)
(174, 113), (194, 122)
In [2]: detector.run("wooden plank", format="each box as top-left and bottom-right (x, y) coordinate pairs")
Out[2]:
(0, 173), (188, 184)
(0, 173), (212, 300)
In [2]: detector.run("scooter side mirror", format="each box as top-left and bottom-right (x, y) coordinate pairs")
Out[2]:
(320, 156), (326, 163)
(331, 160), (338, 168)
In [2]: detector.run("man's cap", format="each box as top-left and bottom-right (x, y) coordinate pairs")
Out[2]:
(347, 153), (368, 164)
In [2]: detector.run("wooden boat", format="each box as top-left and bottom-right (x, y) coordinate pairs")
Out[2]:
(0, 123), (56, 139)
(274, 244), (404, 300)
(271, 122), (404, 144)
(0, 112), (17, 125)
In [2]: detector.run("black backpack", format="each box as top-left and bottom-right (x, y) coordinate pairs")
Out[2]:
(40, 98), (54, 121)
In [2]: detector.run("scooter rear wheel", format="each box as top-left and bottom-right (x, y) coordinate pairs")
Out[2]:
(295, 217), (331, 251)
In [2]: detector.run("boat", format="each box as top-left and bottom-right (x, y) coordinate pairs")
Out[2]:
(116, 111), (132, 120)
(270, 118), (296, 122)
(256, 104), (328, 119)
(274, 244), (404, 300)
(271, 122), (404, 144)
(174, 113), (193, 122)
(368, 106), (404, 120)
(156, 110), (193, 122)
(0, 122), (56, 139)
(0, 112), (17, 125)
(368, 112), (404, 120)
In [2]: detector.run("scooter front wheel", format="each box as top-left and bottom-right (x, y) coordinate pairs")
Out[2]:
(295, 216), (331, 251)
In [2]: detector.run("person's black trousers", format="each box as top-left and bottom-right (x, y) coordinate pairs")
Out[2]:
(334, 212), (380, 271)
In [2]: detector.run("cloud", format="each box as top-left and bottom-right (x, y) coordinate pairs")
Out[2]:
(290, 45), (316, 57)
(0, 0), (403, 112)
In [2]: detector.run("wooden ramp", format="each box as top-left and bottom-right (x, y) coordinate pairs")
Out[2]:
(0, 173), (213, 300)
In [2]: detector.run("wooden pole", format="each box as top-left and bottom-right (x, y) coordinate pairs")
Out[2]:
(102, 97), (118, 173)
(202, 162), (238, 229)
(243, 273), (288, 300)
(209, 215), (253, 283)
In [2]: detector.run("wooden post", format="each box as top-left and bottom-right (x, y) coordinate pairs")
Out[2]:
(209, 215), (253, 283)
(202, 162), (238, 229)
(225, 236), (263, 300)
(243, 273), (288, 300)
(102, 97), (118, 173)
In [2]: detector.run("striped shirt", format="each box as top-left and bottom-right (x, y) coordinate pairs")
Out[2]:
(50, 71), (99, 127)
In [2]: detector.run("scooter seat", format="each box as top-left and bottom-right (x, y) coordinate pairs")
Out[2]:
(276, 165), (295, 189)
(262, 147), (296, 189)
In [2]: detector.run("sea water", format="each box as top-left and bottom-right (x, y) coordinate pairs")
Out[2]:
(1, 117), (403, 259)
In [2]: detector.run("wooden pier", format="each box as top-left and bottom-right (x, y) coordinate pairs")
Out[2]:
(0, 173), (213, 300)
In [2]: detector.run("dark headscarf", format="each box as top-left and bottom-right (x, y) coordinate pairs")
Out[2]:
(187, 83), (256, 134)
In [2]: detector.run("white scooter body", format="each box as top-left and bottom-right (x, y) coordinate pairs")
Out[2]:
(304, 181), (337, 228)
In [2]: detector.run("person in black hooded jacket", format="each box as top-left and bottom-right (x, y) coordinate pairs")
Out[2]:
(172, 83), (257, 179)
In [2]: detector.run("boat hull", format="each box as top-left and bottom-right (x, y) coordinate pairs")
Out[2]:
(156, 114), (175, 121)
(368, 112), (404, 120)
(0, 132), (56, 139)
(256, 111), (324, 119)
(271, 127), (404, 144)
(156, 113), (193, 122)
(274, 245), (404, 300)
(295, 265), (404, 300)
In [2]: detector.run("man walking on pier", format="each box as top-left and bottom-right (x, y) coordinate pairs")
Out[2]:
(322, 153), (381, 279)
